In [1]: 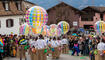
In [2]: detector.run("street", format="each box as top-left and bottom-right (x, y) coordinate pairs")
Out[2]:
(4, 51), (89, 60)
(4, 54), (89, 60)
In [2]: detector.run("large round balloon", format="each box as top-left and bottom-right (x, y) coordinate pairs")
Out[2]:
(20, 23), (30, 35)
(26, 6), (48, 28)
(50, 24), (57, 36)
(95, 20), (105, 34)
(58, 21), (69, 34)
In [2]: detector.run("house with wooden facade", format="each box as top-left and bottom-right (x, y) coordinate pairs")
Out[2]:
(47, 2), (81, 28)
(79, 6), (105, 29)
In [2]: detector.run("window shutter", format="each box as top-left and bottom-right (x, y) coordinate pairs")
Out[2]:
(0, 21), (1, 28)
(6, 20), (8, 27)
(11, 20), (13, 27)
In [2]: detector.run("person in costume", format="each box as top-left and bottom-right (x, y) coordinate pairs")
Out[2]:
(72, 40), (79, 56)
(29, 37), (38, 60)
(61, 36), (69, 54)
(56, 37), (62, 59)
(50, 37), (59, 59)
(18, 35), (28, 60)
(97, 36), (105, 60)
(5, 37), (11, 57)
(37, 34), (47, 60)
(0, 36), (4, 60)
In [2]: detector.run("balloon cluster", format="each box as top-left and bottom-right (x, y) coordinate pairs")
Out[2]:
(19, 6), (70, 36)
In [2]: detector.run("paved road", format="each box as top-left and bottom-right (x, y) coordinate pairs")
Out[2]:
(4, 51), (89, 60)
(4, 54), (89, 60)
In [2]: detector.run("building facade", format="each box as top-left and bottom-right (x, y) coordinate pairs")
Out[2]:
(0, 0), (35, 35)
(79, 6), (105, 29)
(47, 2), (80, 29)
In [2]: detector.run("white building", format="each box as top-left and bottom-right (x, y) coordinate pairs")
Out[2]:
(0, 0), (35, 35)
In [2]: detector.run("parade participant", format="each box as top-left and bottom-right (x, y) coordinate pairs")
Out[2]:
(56, 37), (62, 58)
(61, 36), (69, 54)
(89, 47), (95, 60)
(50, 37), (59, 59)
(18, 35), (28, 60)
(10, 36), (15, 57)
(84, 36), (89, 56)
(0, 36), (4, 60)
(78, 37), (84, 55)
(47, 37), (52, 55)
(37, 34), (47, 60)
(29, 37), (34, 60)
(97, 36), (105, 60)
(69, 36), (74, 50)
(29, 37), (38, 60)
(5, 37), (11, 57)
(72, 40), (79, 56)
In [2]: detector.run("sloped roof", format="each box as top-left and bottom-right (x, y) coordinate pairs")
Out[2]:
(24, 0), (36, 5)
(0, 1), (35, 16)
(47, 2), (80, 11)
(82, 6), (105, 13)
(27, 0), (81, 11)
(28, 0), (60, 10)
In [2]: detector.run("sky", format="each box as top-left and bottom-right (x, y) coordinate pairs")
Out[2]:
(27, 0), (105, 10)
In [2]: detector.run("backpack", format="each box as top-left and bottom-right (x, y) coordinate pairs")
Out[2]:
(74, 44), (78, 49)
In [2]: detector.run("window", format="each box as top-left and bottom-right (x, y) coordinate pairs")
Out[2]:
(0, 21), (1, 28)
(3, 1), (9, 11)
(81, 15), (93, 21)
(100, 14), (103, 20)
(6, 19), (14, 28)
(81, 17), (93, 21)
(15, 1), (22, 10)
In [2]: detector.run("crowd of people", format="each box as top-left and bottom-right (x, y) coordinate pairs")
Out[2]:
(0, 34), (69, 60)
(0, 33), (105, 60)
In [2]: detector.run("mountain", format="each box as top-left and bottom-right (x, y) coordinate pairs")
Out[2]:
(27, 0), (105, 10)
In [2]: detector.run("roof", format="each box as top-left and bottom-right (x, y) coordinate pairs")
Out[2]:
(47, 2), (80, 12)
(27, 0), (81, 11)
(82, 6), (105, 13)
(24, 0), (36, 5)
(29, 0), (60, 10)
(28, 0), (105, 10)
(0, 1), (35, 16)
